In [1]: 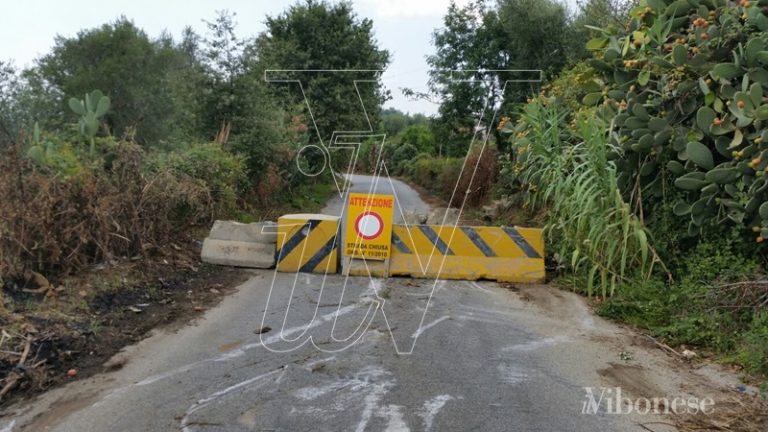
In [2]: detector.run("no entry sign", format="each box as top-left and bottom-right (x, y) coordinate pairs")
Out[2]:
(344, 193), (394, 260)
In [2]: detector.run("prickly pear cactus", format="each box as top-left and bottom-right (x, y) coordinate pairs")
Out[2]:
(585, 0), (768, 242)
(69, 90), (110, 158)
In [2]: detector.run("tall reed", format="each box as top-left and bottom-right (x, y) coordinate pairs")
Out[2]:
(513, 100), (659, 296)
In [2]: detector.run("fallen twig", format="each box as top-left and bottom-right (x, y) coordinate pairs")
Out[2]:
(645, 334), (681, 358)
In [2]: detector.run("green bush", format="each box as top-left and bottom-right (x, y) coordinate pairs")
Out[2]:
(390, 143), (419, 175)
(598, 235), (766, 374)
(26, 124), (83, 178)
(397, 124), (437, 155)
(741, 310), (768, 375)
(582, 0), (768, 245)
(146, 143), (246, 215)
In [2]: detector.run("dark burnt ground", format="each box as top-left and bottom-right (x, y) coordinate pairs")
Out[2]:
(0, 234), (249, 409)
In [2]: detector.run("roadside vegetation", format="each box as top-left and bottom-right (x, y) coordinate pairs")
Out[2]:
(504, 0), (768, 382)
(393, 0), (768, 387)
(0, 1), (386, 405)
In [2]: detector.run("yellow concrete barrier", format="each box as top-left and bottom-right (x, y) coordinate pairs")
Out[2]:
(389, 225), (544, 283)
(276, 214), (339, 274)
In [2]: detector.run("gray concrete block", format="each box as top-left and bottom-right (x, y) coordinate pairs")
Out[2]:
(402, 210), (428, 225)
(426, 207), (461, 226)
(201, 238), (276, 268)
(209, 220), (277, 244)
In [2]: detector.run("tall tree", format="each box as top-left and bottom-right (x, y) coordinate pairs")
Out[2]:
(38, 18), (188, 144)
(0, 61), (62, 147)
(252, 0), (390, 171)
(427, 0), (573, 155)
(199, 10), (248, 136)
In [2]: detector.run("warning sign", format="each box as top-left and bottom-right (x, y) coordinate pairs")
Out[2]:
(345, 193), (394, 260)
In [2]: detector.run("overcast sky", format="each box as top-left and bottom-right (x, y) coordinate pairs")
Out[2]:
(0, 0), (579, 115)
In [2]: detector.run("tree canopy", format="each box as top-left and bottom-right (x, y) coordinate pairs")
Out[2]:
(254, 0), (390, 144)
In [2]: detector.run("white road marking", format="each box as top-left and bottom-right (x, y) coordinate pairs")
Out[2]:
(497, 364), (530, 384)
(502, 336), (569, 352)
(181, 368), (282, 432)
(467, 281), (495, 294)
(411, 315), (450, 339)
(355, 382), (391, 432)
(455, 315), (516, 326)
(295, 378), (356, 400)
(418, 395), (454, 432)
(304, 356), (336, 370)
(380, 404), (410, 432)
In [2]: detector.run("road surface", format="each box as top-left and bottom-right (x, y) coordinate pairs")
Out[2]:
(323, 173), (430, 220)
(0, 176), (735, 431)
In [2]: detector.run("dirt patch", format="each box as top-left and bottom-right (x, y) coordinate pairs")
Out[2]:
(597, 362), (664, 400)
(0, 233), (249, 409)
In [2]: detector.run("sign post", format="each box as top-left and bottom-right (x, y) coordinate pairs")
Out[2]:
(344, 193), (394, 261)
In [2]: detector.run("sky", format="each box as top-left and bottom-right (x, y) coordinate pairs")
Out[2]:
(0, 0), (579, 115)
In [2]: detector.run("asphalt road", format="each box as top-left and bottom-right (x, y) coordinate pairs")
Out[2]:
(322, 173), (430, 222)
(3, 175), (722, 432)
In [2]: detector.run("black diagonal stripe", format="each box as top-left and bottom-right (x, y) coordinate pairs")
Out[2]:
(299, 234), (338, 273)
(418, 225), (454, 256)
(276, 221), (316, 262)
(391, 232), (412, 254)
(502, 227), (541, 258)
(461, 227), (496, 257)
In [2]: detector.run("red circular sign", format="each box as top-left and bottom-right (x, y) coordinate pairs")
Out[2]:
(354, 211), (384, 240)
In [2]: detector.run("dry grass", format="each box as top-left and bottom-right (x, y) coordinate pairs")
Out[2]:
(675, 395), (768, 432)
(0, 142), (213, 279)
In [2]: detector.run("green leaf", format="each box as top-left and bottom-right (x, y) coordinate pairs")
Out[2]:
(687, 141), (714, 170)
(68, 98), (85, 115)
(705, 92), (716, 106)
(699, 78), (711, 95)
(632, 103), (650, 121)
(750, 83), (763, 107)
(755, 105), (768, 120)
(665, 0), (693, 17)
(673, 202), (692, 216)
(696, 106), (716, 131)
(712, 63), (743, 80)
(95, 96), (111, 117)
(587, 37), (608, 51)
(745, 38), (764, 66)
(587, 265), (598, 298)
(638, 70), (651, 86)
(760, 202), (768, 220)
(705, 167), (740, 184)
(651, 57), (674, 68)
(729, 129), (744, 149)
(635, 228), (648, 268)
(648, 117), (668, 132)
(756, 51), (768, 64)
(673, 44), (687, 66)
(26, 146), (45, 165)
(583, 92), (602, 106)
(674, 172), (708, 191)
(667, 160), (685, 175)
